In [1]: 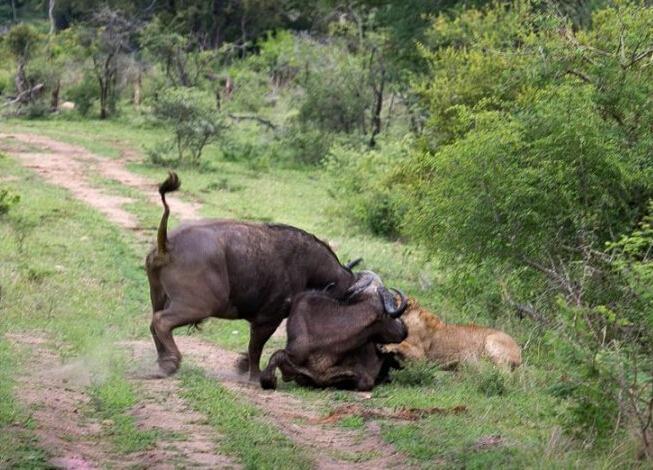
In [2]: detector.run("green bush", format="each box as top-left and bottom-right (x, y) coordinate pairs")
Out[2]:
(67, 75), (98, 117)
(0, 188), (19, 216)
(298, 44), (371, 134)
(0, 70), (11, 96)
(406, 85), (633, 264)
(21, 99), (50, 119)
(150, 87), (225, 167)
(276, 123), (332, 166)
(326, 141), (409, 237)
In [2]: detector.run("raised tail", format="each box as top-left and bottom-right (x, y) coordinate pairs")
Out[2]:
(157, 172), (181, 254)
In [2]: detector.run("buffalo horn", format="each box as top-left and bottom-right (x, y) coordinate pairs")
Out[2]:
(379, 288), (408, 318)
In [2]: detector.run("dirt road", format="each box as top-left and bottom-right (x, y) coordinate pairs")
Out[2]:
(0, 133), (408, 469)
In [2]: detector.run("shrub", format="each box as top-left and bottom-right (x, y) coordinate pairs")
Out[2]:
(276, 123), (332, 166)
(298, 44), (371, 134)
(67, 74), (98, 117)
(150, 87), (225, 167)
(0, 188), (19, 216)
(325, 141), (409, 237)
(395, 1), (653, 454)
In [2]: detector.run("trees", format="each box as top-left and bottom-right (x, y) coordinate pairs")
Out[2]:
(5, 23), (41, 103)
(80, 8), (134, 119)
(392, 0), (653, 451)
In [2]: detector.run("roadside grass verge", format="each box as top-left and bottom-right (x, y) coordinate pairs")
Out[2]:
(0, 152), (154, 458)
(89, 370), (159, 453)
(179, 366), (312, 470)
(0, 341), (50, 468)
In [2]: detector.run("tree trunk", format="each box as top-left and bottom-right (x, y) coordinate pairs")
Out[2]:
(15, 60), (27, 94)
(210, 0), (226, 49)
(133, 71), (142, 108)
(50, 80), (60, 111)
(11, 0), (17, 22)
(99, 78), (108, 119)
(240, 12), (247, 57)
(49, 0), (56, 34)
(369, 65), (385, 148)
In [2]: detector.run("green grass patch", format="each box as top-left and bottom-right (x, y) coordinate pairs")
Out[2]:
(0, 151), (153, 460)
(179, 367), (311, 470)
(89, 372), (158, 453)
(0, 341), (50, 468)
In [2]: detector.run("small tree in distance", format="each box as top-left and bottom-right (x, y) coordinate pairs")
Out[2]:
(80, 8), (134, 119)
(150, 87), (225, 167)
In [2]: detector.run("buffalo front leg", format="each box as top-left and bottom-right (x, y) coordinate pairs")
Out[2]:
(247, 320), (282, 382)
(151, 303), (208, 376)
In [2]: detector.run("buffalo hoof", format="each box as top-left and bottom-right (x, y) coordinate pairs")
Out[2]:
(157, 357), (180, 376)
(260, 374), (277, 390)
(235, 353), (249, 374)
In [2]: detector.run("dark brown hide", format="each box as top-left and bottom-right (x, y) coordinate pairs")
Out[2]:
(146, 173), (356, 379)
(260, 289), (407, 391)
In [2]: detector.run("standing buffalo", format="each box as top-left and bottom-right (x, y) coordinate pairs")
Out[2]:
(260, 271), (408, 391)
(146, 172), (359, 379)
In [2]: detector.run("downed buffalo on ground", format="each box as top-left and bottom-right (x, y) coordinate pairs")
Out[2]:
(382, 298), (522, 370)
(260, 271), (408, 391)
(146, 172), (360, 379)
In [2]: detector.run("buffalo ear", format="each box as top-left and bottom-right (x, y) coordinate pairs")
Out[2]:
(344, 273), (374, 302)
(322, 282), (336, 292)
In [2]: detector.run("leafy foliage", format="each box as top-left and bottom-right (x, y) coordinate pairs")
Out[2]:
(149, 87), (225, 166)
(0, 187), (20, 216)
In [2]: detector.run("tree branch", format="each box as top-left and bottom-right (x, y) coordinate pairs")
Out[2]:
(227, 113), (276, 130)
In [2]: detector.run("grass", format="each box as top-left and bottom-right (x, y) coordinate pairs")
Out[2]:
(0, 341), (50, 468)
(0, 152), (153, 463)
(88, 371), (159, 453)
(0, 117), (644, 467)
(180, 367), (312, 470)
(0, 146), (310, 466)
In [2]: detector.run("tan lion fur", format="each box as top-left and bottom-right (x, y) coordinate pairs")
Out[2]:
(384, 299), (522, 370)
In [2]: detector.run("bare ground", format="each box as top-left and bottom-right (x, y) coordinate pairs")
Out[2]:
(1, 132), (410, 469)
(0, 133), (201, 236)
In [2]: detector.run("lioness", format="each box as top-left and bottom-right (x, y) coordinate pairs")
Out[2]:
(383, 299), (522, 370)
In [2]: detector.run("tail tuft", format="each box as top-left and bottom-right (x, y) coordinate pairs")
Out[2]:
(156, 172), (181, 255)
(159, 171), (180, 196)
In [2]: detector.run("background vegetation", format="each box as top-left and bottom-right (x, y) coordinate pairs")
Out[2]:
(1, 0), (652, 464)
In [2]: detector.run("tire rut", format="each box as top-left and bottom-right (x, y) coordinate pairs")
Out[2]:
(127, 338), (408, 469)
(0, 133), (201, 237)
(6, 333), (240, 469)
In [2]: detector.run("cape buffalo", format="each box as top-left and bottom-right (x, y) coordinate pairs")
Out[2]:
(260, 271), (408, 391)
(146, 172), (359, 379)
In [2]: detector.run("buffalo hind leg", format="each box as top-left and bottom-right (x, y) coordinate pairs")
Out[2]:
(151, 302), (209, 376)
(148, 274), (168, 359)
(247, 320), (282, 382)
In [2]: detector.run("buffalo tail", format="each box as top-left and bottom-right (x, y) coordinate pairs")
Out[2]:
(157, 171), (181, 254)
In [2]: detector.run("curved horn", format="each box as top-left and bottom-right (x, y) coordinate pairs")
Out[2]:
(344, 258), (363, 270)
(378, 288), (408, 318)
